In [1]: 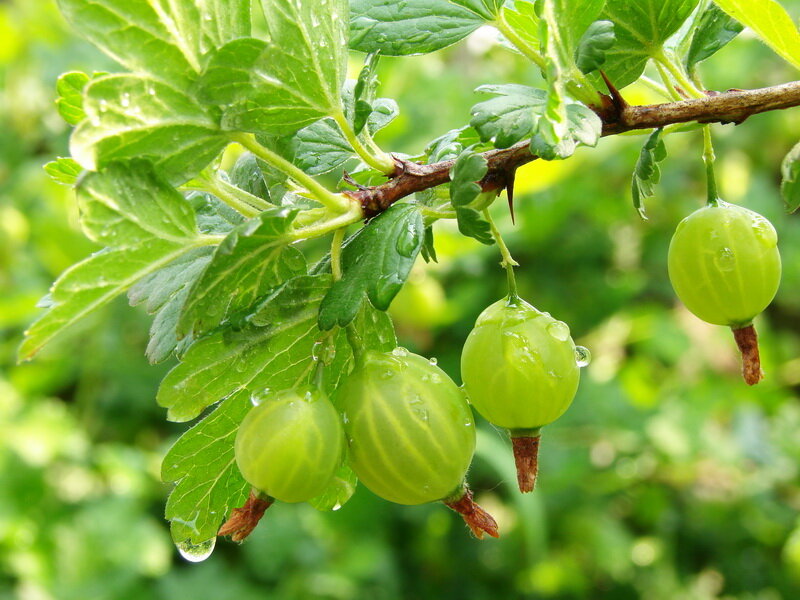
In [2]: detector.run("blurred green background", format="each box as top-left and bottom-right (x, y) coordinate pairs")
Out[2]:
(2, 1), (800, 598)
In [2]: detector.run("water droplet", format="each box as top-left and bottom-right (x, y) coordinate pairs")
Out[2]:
(391, 347), (408, 357)
(575, 346), (591, 368)
(428, 357), (438, 366)
(752, 217), (777, 247)
(547, 320), (570, 341)
(429, 373), (442, 384)
(250, 388), (271, 406)
(120, 92), (130, 108)
(714, 247), (736, 271)
(342, 412), (349, 424)
(332, 503), (342, 511)
(99, 99), (108, 112)
(176, 538), (215, 563)
(380, 370), (394, 379)
(303, 390), (314, 402)
(311, 340), (323, 362)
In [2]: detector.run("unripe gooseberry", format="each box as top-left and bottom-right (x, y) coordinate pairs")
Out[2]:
(461, 297), (585, 492)
(234, 386), (344, 504)
(336, 348), (498, 538)
(668, 200), (781, 384)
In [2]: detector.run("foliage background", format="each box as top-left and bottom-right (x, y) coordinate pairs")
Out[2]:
(1, 0), (800, 598)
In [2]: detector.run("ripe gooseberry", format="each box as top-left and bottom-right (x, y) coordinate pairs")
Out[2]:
(668, 201), (781, 384)
(335, 347), (498, 538)
(461, 297), (583, 492)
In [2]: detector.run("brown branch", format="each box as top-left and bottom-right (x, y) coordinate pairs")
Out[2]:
(351, 81), (800, 216)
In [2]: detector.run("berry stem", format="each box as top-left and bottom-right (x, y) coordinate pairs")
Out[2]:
(732, 324), (764, 385)
(443, 484), (500, 539)
(510, 431), (541, 493)
(484, 208), (520, 302)
(702, 125), (720, 206)
(218, 489), (274, 542)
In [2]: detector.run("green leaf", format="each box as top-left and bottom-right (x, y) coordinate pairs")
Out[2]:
(158, 275), (330, 422)
(501, 1), (541, 54)
(129, 247), (214, 364)
(198, 0), (349, 136)
(449, 151), (494, 245)
(686, 4), (743, 69)
(420, 226), (438, 263)
(19, 240), (203, 361)
(601, 0), (700, 88)
(20, 162), (204, 361)
(575, 20), (616, 73)
(350, 0), (486, 56)
(471, 84), (547, 149)
(550, 0), (607, 54)
(188, 192), (247, 235)
(712, 0), (800, 70)
(271, 119), (355, 176)
(71, 75), (226, 185)
(425, 127), (483, 162)
(318, 203), (424, 330)
(178, 209), (306, 338)
(57, 0), (250, 90)
(309, 463), (358, 511)
(44, 157), (82, 186)
(162, 390), (252, 545)
(351, 52), (380, 135)
(470, 84), (602, 157)
(631, 128), (667, 219)
(56, 71), (90, 125)
(781, 140), (800, 213)
(228, 152), (271, 202)
(77, 161), (199, 247)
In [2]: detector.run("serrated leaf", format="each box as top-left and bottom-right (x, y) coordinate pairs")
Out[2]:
(228, 152), (270, 202)
(71, 75), (226, 185)
(471, 84), (547, 149)
(470, 84), (602, 157)
(450, 151), (494, 245)
(366, 98), (400, 135)
(57, 0), (250, 90)
(162, 390), (252, 545)
(425, 127), (483, 162)
(188, 192), (247, 235)
(602, 0), (700, 88)
(178, 209), (306, 338)
(501, 1), (541, 54)
(77, 161), (199, 246)
(270, 119), (355, 176)
(686, 4), (743, 69)
(158, 275), (330, 422)
(56, 71), (90, 125)
(198, 0), (349, 136)
(44, 158), (82, 186)
(712, 0), (800, 70)
(631, 128), (667, 218)
(350, 0), (486, 56)
(781, 140), (800, 213)
(318, 204), (424, 330)
(129, 247), (214, 364)
(575, 20), (616, 74)
(19, 240), (204, 361)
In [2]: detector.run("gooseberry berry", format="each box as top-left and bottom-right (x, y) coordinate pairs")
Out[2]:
(335, 348), (498, 538)
(234, 386), (344, 503)
(668, 201), (781, 384)
(461, 297), (582, 492)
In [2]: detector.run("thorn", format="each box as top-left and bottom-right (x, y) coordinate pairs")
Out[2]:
(600, 70), (629, 123)
(506, 167), (516, 225)
(342, 170), (368, 190)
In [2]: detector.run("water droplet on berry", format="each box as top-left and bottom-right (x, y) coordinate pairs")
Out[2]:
(714, 247), (736, 271)
(752, 217), (777, 247)
(392, 347), (409, 357)
(332, 503), (342, 511)
(575, 346), (591, 367)
(176, 538), (215, 563)
(251, 388), (271, 406)
(547, 320), (570, 341)
(428, 357), (438, 366)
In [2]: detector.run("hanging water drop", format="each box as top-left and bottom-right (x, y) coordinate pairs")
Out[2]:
(575, 346), (591, 368)
(176, 537), (215, 563)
